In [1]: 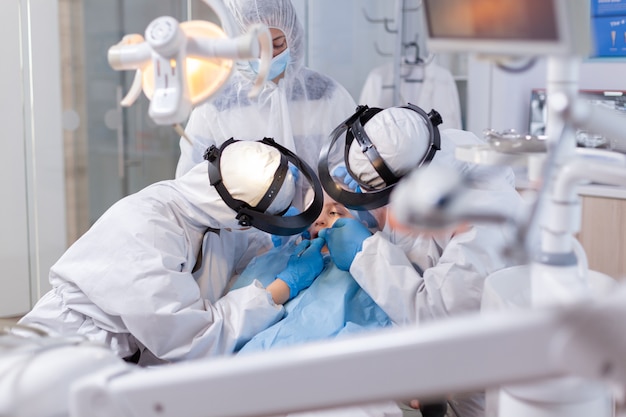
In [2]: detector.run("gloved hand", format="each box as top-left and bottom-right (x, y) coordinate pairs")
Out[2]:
(276, 238), (326, 299)
(271, 206), (300, 248)
(318, 218), (372, 271)
(332, 165), (361, 193)
(288, 163), (300, 182)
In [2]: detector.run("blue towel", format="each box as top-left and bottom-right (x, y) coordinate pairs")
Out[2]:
(231, 241), (391, 354)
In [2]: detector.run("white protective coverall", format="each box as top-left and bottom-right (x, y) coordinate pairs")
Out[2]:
(359, 60), (463, 130)
(19, 159), (289, 365)
(176, 0), (357, 187)
(348, 128), (525, 417)
(351, 128), (522, 323)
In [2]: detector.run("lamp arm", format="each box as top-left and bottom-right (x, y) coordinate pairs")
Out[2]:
(186, 34), (257, 60)
(68, 287), (626, 417)
(107, 35), (151, 71)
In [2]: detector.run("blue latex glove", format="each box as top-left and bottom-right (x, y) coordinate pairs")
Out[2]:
(271, 206), (300, 248)
(288, 163), (300, 182)
(318, 218), (372, 271)
(276, 238), (326, 299)
(332, 165), (361, 193)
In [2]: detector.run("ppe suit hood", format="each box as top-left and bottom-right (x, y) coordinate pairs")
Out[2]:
(173, 162), (254, 231)
(219, 140), (296, 214)
(347, 107), (431, 189)
(174, 161), (295, 232)
(347, 107), (516, 192)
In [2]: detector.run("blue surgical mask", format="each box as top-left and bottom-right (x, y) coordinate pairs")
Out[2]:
(249, 48), (290, 80)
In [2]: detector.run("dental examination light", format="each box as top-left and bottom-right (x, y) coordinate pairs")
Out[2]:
(107, 0), (272, 126)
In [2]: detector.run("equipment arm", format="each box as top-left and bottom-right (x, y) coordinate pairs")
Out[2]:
(69, 287), (626, 417)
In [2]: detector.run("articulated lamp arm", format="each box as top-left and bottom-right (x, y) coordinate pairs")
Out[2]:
(107, 1), (272, 126)
(68, 286), (626, 417)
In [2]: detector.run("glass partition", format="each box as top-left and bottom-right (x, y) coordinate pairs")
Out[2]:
(60, 0), (205, 243)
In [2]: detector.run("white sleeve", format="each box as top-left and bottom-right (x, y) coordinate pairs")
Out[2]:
(175, 104), (218, 178)
(419, 63), (462, 130)
(350, 224), (510, 325)
(111, 221), (284, 361)
(124, 281), (285, 361)
(358, 66), (387, 107)
(52, 241), (285, 362)
(349, 232), (435, 325)
(47, 194), (284, 363)
(176, 136), (195, 179)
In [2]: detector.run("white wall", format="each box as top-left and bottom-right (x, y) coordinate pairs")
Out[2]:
(291, 0), (400, 102)
(0, 0), (66, 316)
(0, 0), (31, 317)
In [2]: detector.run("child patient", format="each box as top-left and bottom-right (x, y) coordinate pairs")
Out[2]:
(229, 193), (391, 353)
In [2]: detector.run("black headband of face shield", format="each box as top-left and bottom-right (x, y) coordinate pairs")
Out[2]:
(318, 103), (442, 211)
(205, 137), (324, 236)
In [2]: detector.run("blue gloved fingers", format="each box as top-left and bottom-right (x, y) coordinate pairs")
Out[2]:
(307, 237), (326, 252)
(345, 177), (361, 193)
(284, 206), (300, 217)
(288, 163), (300, 182)
(332, 218), (348, 227)
(332, 165), (360, 192)
(293, 239), (311, 255)
(300, 230), (311, 240)
(332, 165), (348, 178)
(276, 238), (325, 300)
(293, 237), (324, 261)
(271, 235), (284, 248)
(318, 218), (372, 271)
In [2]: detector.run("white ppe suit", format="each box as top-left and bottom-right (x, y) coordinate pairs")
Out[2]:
(352, 128), (522, 323)
(19, 161), (283, 365)
(176, 0), (357, 186)
(359, 60), (463, 130)
(348, 129), (525, 417)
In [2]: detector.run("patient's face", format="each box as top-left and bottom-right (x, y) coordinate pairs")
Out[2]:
(309, 196), (355, 239)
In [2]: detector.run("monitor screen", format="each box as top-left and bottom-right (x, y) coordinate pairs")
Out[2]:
(424, 0), (559, 41)
(422, 0), (590, 57)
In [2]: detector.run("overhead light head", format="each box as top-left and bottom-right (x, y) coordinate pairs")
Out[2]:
(141, 20), (234, 108)
(107, 13), (272, 125)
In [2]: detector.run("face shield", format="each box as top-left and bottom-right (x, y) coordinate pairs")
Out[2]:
(318, 104), (442, 210)
(206, 138), (323, 235)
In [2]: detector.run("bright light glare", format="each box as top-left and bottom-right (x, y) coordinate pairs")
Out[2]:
(142, 20), (234, 105)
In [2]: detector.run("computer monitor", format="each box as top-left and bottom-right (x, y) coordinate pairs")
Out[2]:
(422, 0), (591, 57)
